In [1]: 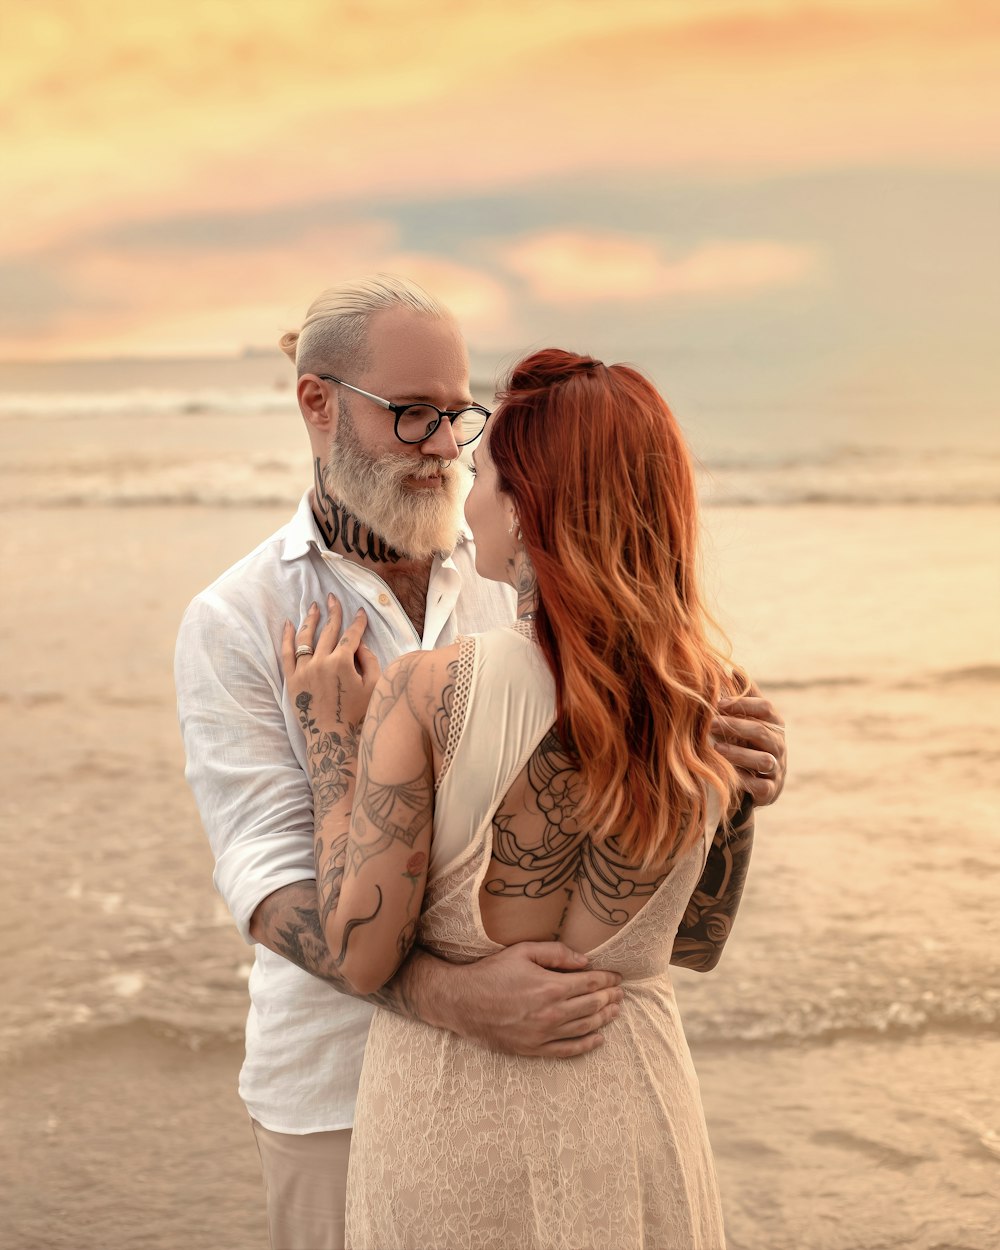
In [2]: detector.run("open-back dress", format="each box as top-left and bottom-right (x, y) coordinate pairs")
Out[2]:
(345, 625), (726, 1250)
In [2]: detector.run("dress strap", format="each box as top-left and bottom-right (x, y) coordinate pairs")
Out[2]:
(429, 628), (556, 879)
(435, 634), (476, 793)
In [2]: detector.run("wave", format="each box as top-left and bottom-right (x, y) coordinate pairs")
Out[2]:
(6, 955), (999, 1063)
(7, 466), (1000, 509)
(700, 456), (1000, 507)
(759, 675), (869, 692)
(682, 983), (1000, 1048)
(0, 387), (293, 421)
(932, 664), (1000, 685)
(2, 387), (1000, 507)
(6, 988), (998, 1065)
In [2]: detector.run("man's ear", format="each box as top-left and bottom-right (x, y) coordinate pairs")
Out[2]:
(298, 374), (336, 436)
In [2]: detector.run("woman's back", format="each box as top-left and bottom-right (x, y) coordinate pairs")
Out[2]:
(426, 626), (721, 968)
(345, 626), (726, 1250)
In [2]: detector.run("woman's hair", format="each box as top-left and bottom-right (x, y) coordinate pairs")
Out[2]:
(278, 274), (451, 376)
(489, 348), (748, 868)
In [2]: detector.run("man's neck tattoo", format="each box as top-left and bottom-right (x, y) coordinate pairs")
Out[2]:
(312, 457), (401, 565)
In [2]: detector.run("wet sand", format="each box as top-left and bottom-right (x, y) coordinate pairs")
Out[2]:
(3, 1025), (998, 1250)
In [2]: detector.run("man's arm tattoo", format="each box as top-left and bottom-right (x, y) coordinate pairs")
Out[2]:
(670, 792), (755, 972)
(313, 831), (346, 930)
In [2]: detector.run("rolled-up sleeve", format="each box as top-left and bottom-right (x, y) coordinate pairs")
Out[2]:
(175, 593), (314, 943)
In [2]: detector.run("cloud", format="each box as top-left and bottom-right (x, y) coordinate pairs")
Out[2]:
(5, 0), (998, 260)
(500, 231), (821, 305)
(378, 254), (515, 349)
(3, 0), (998, 356)
(0, 211), (516, 359)
(0, 219), (398, 357)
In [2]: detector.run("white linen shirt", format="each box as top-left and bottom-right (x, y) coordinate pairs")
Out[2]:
(175, 492), (515, 1133)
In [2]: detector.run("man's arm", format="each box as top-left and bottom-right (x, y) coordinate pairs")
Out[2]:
(713, 692), (787, 806)
(668, 691), (783, 971)
(670, 792), (754, 971)
(250, 881), (624, 1059)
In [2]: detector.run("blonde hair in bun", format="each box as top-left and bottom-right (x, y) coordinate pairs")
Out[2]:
(278, 329), (300, 364)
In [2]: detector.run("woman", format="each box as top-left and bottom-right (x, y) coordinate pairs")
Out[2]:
(286, 349), (750, 1249)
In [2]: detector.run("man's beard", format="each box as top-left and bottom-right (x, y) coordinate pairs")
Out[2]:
(323, 409), (464, 560)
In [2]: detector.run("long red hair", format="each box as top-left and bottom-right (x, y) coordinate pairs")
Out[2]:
(489, 349), (747, 867)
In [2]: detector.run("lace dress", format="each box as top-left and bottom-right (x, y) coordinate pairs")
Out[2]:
(345, 626), (726, 1250)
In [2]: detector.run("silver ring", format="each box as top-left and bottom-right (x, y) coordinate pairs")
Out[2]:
(294, 645), (314, 658)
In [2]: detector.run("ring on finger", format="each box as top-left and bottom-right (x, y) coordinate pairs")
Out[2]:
(294, 644), (314, 658)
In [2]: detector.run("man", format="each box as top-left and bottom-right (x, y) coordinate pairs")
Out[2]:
(175, 275), (786, 1250)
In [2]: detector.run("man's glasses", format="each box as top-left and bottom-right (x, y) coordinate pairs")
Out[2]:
(318, 375), (491, 447)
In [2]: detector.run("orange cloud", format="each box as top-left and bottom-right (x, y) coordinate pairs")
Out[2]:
(3, 0), (998, 356)
(0, 215), (514, 359)
(5, 0), (998, 259)
(501, 231), (821, 304)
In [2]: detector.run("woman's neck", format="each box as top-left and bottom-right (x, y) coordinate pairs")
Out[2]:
(511, 549), (538, 620)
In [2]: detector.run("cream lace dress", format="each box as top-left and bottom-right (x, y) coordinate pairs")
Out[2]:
(345, 626), (726, 1250)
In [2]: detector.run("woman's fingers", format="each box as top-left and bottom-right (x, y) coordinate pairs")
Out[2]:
(284, 599), (375, 691)
(336, 608), (369, 665)
(282, 603), (320, 680)
(314, 593), (344, 657)
(295, 601), (321, 655)
(280, 620), (297, 681)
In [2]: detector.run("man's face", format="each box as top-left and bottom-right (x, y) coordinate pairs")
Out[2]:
(323, 307), (473, 559)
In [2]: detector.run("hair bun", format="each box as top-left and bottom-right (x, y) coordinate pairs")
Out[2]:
(278, 329), (300, 363)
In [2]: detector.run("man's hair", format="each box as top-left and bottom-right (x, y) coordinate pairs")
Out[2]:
(278, 274), (452, 378)
(489, 348), (750, 869)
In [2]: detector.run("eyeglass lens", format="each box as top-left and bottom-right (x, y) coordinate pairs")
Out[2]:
(396, 405), (487, 446)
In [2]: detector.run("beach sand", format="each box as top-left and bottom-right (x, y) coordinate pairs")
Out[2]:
(2, 500), (998, 1249)
(5, 1020), (999, 1250)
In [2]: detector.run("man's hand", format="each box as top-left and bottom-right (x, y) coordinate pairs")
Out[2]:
(435, 942), (624, 1059)
(251, 886), (622, 1058)
(713, 693), (787, 806)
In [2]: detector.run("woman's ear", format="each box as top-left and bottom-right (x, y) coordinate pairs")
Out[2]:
(505, 502), (522, 542)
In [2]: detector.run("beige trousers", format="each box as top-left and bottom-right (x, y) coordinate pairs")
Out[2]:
(251, 1119), (353, 1250)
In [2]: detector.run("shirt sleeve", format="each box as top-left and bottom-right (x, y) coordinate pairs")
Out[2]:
(174, 593), (315, 944)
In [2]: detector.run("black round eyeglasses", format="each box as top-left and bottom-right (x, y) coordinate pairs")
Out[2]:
(318, 375), (491, 447)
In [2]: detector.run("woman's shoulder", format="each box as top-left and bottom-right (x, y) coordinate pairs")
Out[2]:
(379, 641), (465, 717)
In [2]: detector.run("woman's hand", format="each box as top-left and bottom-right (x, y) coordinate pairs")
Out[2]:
(283, 595), (381, 737)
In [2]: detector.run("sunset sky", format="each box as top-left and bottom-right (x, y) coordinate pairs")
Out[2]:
(3, 0), (998, 428)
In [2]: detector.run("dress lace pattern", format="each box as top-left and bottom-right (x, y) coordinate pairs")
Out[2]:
(345, 627), (726, 1250)
(435, 634), (476, 793)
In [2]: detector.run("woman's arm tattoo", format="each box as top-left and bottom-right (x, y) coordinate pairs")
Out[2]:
(250, 882), (422, 1018)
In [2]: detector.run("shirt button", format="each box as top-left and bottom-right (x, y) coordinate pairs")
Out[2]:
(377, 593), (391, 606)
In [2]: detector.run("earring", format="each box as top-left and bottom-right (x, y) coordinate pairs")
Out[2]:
(508, 518), (522, 542)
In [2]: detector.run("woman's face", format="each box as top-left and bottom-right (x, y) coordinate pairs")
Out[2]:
(464, 434), (517, 584)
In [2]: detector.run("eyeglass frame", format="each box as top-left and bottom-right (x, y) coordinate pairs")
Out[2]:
(317, 374), (491, 447)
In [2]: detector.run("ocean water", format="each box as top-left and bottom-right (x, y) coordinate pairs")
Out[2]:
(1, 359), (998, 1246)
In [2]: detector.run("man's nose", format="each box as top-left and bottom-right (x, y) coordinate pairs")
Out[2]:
(421, 417), (460, 461)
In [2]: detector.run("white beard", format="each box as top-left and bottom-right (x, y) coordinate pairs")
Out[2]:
(324, 411), (465, 560)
